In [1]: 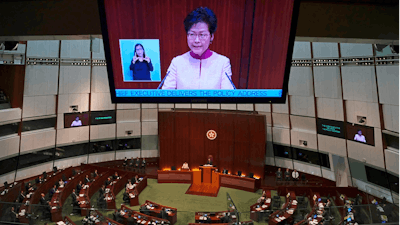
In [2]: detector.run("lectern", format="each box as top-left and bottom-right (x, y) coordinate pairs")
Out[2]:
(199, 165), (216, 183)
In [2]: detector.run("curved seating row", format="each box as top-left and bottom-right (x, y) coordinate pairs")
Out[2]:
(121, 204), (170, 225)
(250, 189), (272, 222)
(194, 210), (237, 224)
(141, 200), (177, 224)
(269, 190), (297, 225)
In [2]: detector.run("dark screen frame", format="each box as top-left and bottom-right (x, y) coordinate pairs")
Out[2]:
(97, 0), (300, 104)
(346, 122), (375, 146)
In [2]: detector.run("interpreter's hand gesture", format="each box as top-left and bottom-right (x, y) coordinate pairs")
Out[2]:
(144, 57), (151, 63)
(132, 56), (138, 64)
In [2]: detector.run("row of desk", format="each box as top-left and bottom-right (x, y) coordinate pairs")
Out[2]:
(194, 210), (237, 224)
(121, 204), (171, 225)
(157, 170), (261, 192)
(249, 189), (271, 222)
(269, 191), (298, 225)
(142, 200), (178, 224)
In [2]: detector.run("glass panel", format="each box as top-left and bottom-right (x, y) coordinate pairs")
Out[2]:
(55, 143), (89, 160)
(89, 140), (116, 154)
(17, 148), (55, 170)
(293, 148), (320, 166)
(22, 117), (56, 132)
(0, 122), (19, 137)
(365, 165), (389, 189)
(319, 152), (330, 169)
(116, 138), (141, 151)
(273, 144), (293, 159)
(0, 156), (18, 176)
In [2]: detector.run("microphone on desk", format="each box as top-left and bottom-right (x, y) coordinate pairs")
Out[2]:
(225, 72), (236, 89)
(157, 71), (171, 89)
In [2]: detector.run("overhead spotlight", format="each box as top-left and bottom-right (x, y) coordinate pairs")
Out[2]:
(359, 117), (366, 123)
(390, 45), (399, 54)
(71, 105), (78, 112)
(2, 41), (19, 50)
(303, 141), (307, 146)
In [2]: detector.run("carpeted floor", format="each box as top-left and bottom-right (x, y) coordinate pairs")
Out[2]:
(35, 178), (266, 225)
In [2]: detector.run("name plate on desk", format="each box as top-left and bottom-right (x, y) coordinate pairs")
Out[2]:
(220, 175), (255, 191)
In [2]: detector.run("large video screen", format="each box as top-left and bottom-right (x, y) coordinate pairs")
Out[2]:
(91, 110), (116, 125)
(64, 112), (90, 128)
(98, 0), (300, 103)
(346, 123), (375, 146)
(317, 118), (345, 139)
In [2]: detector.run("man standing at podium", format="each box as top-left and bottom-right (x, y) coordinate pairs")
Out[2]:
(206, 155), (213, 165)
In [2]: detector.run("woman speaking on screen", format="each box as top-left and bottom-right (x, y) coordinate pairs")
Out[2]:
(130, 43), (154, 80)
(161, 7), (235, 90)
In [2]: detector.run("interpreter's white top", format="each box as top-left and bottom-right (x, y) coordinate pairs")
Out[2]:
(71, 120), (82, 127)
(182, 163), (189, 170)
(162, 50), (234, 90)
(354, 134), (366, 143)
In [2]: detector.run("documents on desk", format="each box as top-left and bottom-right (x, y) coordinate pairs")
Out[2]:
(105, 188), (110, 193)
(52, 206), (57, 210)
(262, 204), (267, 208)
(292, 200), (297, 205)
(79, 194), (84, 197)
(265, 198), (271, 203)
(107, 197), (113, 200)
(56, 222), (66, 225)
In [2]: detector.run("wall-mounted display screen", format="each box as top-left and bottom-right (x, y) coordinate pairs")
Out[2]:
(346, 123), (375, 146)
(98, 0), (300, 103)
(64, 112), (90, 128)
(90, 110), (116, 125)
(317, 118), (345, 139)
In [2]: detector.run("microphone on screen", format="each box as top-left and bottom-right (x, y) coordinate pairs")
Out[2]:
(157, 71), (171, 89)
(225, 72), (236, 89)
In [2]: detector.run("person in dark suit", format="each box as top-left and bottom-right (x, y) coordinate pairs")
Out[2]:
(99, 185), (105, 197)
(18, 190), (25, 203)
(42, 171), (47, 179)
(123, 157), (128, 168)
(141, 158), (146, 169)
(127, 216), (136, 225)
(9, 206), (19, 222)
(40, 193), (49, 206)
(112, 172), (120, 180)
(36, 176), (44, 184)
(93, 170), (99, 178)
(158, 208), (168, 220)
(140, 205), (149, 215)
(49, 185), (57, 199)
(97, 193), (107, 209)
(26, 183), (34, 192)
(284, 168), (291, 182)
(206, 155), (213, 165)
(123, 188), (130, 203)
(105, 177), (112, 186)
(84, 175), (91, 184)
(135, 157), (141, 170)
(77, 181), (83, 193)
(62, 174), (67, 182)
(70, 189), (80, 215)
(206, 215), (212, 223)
(72, 169), (77, 176)
(218, 213), (230, 223)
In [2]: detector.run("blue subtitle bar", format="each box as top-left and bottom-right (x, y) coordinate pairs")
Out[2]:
(115, 89), (282, 97)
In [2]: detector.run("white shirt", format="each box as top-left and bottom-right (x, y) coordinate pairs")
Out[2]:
(71, 120), (82, 127)
(354, 134), (366, 143)
(182, 163), (189, 170)
(162, 51), (234, 90)
(292, 171), (299, 179)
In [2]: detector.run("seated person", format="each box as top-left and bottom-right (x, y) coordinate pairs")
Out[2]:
(26, 183), (35, 192)
(127, 216), (137, 225)
(77, 181), (83, 193)
(114, 208), (125, 223)
(126, 180), (134, 189)
(206, 156), (213, 165)
(133, 175), (140, 183)
(140, 205), (150, 215)
(112, 172), (120, 180)
(36, 176), (44, 184)
(123, 188), (130, 203)
(39, 193), (50, 214)
(72, 169), (77, 176)
(71, 189), (78, 203)
(9, 206), (19, 223)
(218, 213), (230, 223)
(222, 168), (228, 174)
(58, 179), (65, 188)
(62, 174), (67, 182)
(93, 170), (99, 178)
(257, 195), (265, 204)
(134, 157), (140, 168)
(84, 174), (91, 184)
(97, 193), (107, 209)
(18, 190), (25, 203)
(276, 168), (283, 181)
(99, 185), (105, 197)
(105, 177), (112, 186)
(182, 161), (190, 170)
(70, 189), (81, 215)
(48, 185), (57, 199)
(157, 208), (168, 220)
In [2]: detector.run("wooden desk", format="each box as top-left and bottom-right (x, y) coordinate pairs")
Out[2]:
(106, 174), (128, 210)
(120, 204), (170, 225)
(219, 173), (261, 192)
(141, 200), (178, 224)
(250, 189), (272, 222)
(64, 216), (76, 224)
(199, 166), (216, 183)
(269, 191), (297, 225)
(157, 170), (193, 183)
(50, 170), (90, 222)
(194, 210), (236, 224)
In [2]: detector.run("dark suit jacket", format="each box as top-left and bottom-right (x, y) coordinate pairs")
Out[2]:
(112, 175), (119, 180)
(36, 178), (43, 184)
(93, 172), (98, 178)
(77, 184), (82, 193)
(40, 197), (48, 206)
(123, 192), (130, 202)
(49, 188), (56, 198)
(158, 210), (168, 219)
(105, 180), (111, 186)
(18, 193), (25, 203)
(84, 178), (90, 184)
(71, 192), (77, 203)
(99, 188), (105, 197)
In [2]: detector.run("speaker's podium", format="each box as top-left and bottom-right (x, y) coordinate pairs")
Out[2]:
(186, 165), (220, 197)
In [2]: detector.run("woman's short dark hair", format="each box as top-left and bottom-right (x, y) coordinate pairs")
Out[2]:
(184, 7), (217, 34)
(134, 43), (146, 57)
